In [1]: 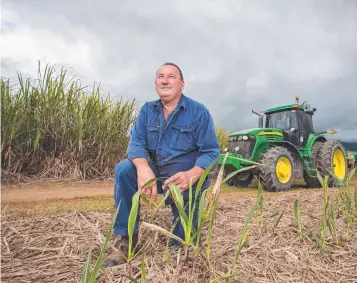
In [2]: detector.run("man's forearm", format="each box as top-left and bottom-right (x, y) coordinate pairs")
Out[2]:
(132, 158), (150, 171)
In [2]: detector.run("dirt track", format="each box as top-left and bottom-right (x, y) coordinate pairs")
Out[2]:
(1, 179), (310, 204)
(1, 179), (257, 204)
(1, 180), (114, 204)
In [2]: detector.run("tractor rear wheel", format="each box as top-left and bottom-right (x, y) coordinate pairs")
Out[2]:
(316, 140), (347, 187)
(304, 141), (323, 188)
(259, 146), (295, 192)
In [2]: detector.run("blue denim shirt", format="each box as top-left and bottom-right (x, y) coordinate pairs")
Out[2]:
(127, 94), (220, 195)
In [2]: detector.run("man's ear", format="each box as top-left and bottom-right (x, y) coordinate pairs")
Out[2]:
(181, 80), (185, 90)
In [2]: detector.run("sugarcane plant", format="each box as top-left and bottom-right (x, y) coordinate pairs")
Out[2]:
(327, 201), (338, 245)
(140, 154), (263, 264)
(1, 63), (138, 181)
(80, 153), (265, 282)
(257, 181), (264, 227)
(327, 168), (356, 241)
(342, 168), (357, 240)
(316, 172), (329, 250)
(293, 199), (302, 241)
(228, 191), (260, 283)
(140, 158), (221, 261)
(81, 201), (121, 283)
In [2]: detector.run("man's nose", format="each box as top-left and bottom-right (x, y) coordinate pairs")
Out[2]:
(161, 76), (169, 83)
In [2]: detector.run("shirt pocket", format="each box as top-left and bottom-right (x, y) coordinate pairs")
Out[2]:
(147, 125), (160, 151)
(170, 125), (195, 151)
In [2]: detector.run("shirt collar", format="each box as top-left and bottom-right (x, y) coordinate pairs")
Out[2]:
(153, 93), (187, 111)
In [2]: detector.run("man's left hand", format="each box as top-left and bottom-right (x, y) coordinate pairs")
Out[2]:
(162, 166), (204, 192)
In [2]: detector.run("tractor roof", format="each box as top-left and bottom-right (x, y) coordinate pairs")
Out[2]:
(264, 104), (304, 114)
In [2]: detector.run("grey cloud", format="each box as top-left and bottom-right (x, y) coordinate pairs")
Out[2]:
(1, 0), (357, 141)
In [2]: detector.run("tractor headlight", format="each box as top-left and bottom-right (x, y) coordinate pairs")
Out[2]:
(235, 146), (240, 151)
(242, 135), (248, 140)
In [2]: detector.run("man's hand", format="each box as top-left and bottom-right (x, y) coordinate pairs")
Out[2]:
(132, 158), (158, 201)
(163, 166), (204, 192)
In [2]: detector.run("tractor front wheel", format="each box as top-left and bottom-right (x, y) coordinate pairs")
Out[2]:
(316, 140), (347, 187)
(225, 170), (253, 188)
(259, 146), (295, 192)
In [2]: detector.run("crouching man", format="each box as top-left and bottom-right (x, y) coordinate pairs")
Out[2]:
(102, 62), (220, 267)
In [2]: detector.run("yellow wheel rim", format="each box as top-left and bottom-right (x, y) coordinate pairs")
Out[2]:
(333, 149), (346, 180)
(276, 156), (292, 184)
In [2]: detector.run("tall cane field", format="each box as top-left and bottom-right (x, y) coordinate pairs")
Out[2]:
(1, 64), (138, 182)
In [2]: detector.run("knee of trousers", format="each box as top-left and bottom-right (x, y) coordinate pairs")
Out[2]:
(114, 159), (137, 181)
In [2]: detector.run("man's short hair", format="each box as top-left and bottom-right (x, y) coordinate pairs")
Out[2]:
(160, 62), (184, 81)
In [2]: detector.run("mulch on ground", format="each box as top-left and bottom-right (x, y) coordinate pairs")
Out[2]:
(1, 190), (357, 283)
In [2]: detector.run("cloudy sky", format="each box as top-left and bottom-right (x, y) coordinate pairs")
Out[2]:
(2, 0), (357, 141)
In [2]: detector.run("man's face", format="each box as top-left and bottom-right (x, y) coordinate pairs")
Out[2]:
(155, 65), (185, 102)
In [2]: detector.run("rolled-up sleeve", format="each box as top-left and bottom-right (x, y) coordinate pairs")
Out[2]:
(127, 103), (148, 160)
(194, 108), (220, 169)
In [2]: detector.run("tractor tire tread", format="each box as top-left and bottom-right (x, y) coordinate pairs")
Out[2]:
(316, 140), (347, 187)
(259, 146), (295, 192)
(304, 141), (323, 188)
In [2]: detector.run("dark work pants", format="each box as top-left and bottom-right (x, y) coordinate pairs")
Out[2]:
(113, 159), (200, 246)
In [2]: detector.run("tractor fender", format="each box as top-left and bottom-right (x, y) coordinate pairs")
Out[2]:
(306, 134), (327, 152)
(271, 141), (301, 158)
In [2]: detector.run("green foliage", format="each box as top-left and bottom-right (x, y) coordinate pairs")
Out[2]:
(258, 181), (264, 227)
(1, 63), (137, 180)
(316, 171), (329, 250)
(327, 201), (338, 245)
(141, 160), (219, 255)
(293, 199), (302, 241)
(80, 156), (356, 282)
(229, 187), (261, 282)
(313, 167), (357, 249)
(81, 201), (121, 283)
(215, 126), (230, 153)
(354, 184), (357, 214)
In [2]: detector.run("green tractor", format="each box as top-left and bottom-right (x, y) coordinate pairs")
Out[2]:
(218, 96), (348, 191)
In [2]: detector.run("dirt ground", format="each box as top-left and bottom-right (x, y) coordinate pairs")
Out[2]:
(1, 179), (357, 283)
(0, 178), (308, 204)
(1, 179), (114, 204)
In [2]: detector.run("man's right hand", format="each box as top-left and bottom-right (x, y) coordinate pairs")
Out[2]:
(132, 158), (158, 201)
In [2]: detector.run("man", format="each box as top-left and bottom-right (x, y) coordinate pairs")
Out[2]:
(102, 62), (220, 267)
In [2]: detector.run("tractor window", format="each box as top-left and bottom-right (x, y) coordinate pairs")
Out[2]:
(265, 110), (298, 131)
(299, 111), (314, 134)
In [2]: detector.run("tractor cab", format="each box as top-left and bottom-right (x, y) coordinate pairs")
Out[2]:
(263, 97), (316, 148)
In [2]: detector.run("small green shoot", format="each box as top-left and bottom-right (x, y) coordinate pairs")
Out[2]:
(81, 201), (121, 283)
(293, 199), (302, 241)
